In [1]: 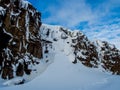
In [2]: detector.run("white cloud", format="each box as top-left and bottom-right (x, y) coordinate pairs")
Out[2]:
(83, 22), (120, 50)
(40, 0), (120, 49)
(43, 0), (96, 28)
(42, 0), (120, 29)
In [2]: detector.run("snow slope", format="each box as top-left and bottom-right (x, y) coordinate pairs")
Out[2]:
(1, 24), (120, 90)
(1, 51), (120, 90)
(1, 0), (120, 89)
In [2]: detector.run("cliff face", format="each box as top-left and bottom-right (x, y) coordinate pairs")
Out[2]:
(95, 40), (120, 74)
(74, 35), (120, 74)
(41, 24), (120, 75)
(0, 0), (120, 86)
(0, 0), (42, 81)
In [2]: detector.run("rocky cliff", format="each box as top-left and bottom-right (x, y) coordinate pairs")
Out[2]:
(0, 0), (42, 82)
(0, 0), (120, 86)
(41, 24), (120, 75)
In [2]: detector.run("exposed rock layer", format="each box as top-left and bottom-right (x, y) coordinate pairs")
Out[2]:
(0, 0), (42, 80)
(0, 0), (120, 86)
(41, 24), (120, 75)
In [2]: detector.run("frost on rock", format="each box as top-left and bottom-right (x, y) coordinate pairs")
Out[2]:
(95, 40), (120, 74)
(0, 6), (5, 26)
(0, 0), (120, 87)
(41, 24), (120, 75)
(0, 0), (43, 86)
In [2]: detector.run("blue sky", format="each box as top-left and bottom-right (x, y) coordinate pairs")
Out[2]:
(28, 0), (120, 30)
(27, 0), (120, 49)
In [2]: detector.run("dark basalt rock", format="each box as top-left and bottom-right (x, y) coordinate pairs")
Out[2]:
(95, 41), (120, 75)
(73, 36), (120, 74)
(0, 0), (42, 80)
(42, 25), (120, 75)
(0, 0), (120, 85)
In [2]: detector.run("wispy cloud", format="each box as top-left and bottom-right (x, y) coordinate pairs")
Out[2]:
(83, 22), (120, 49)
(28, 0), (120, 49)
(43, 0), (95, 28)
(28, 0), (120, 28)
(39, 0), (120, 29)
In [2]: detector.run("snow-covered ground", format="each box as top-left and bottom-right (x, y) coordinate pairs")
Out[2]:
(0, 24), (120, 90)
(1, 52), (120, 90)
(0, 0), (120, 89)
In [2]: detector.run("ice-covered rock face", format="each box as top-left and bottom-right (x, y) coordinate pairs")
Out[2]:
(0, 0), (42, 84)
(41, 24), (120, 75)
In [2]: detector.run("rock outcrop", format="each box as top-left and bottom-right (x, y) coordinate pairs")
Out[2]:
(95, 40), (120, 74)
(41, 24), (120, 75)
(0, 0), (120, 86)
(0, 0), (42, 80)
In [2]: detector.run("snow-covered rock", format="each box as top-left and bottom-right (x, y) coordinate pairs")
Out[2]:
(41, 24), (120, 75)
(0, 0), (43, 85)
(0, 0), (120, 87)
